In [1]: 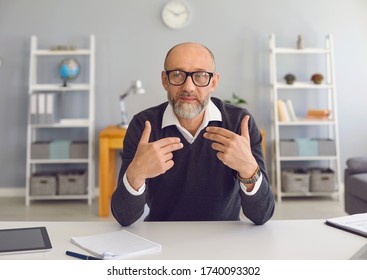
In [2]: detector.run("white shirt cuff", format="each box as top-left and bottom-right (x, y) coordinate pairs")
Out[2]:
(124, 171), (261, 196)
(123, 172), (146, 196)
(240, 172), (263, 196)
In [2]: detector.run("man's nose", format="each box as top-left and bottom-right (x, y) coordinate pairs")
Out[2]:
(181, 75), (196, 91)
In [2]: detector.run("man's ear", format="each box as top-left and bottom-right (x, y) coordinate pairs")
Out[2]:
(211, 72), (220, 91)
(161, 71), (169, 90)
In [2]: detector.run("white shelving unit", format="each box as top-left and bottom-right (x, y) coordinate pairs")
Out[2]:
(269, 34), (341, 203)
(25, 35), (95, 205)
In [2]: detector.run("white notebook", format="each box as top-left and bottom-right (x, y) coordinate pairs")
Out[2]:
(71, 230), (161, 260)
(325, 213), (367, 238)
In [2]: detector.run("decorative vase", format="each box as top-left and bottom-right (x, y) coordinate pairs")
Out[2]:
(311, 73), (324, 84)
(284, 73), (296, 85)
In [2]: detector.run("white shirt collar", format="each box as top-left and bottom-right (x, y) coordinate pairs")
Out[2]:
(162, 99), (222, 143)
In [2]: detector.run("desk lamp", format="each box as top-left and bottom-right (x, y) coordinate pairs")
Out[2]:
(119, 80), (145, 128)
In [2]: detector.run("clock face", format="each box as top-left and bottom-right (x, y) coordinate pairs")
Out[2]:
(161, 1), (191, 29)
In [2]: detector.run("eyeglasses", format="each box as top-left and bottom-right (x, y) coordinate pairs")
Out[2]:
(165, 70), (214, 87)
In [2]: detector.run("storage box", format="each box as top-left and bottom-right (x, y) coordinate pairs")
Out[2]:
(281, 169), (310, 193)
(316, 139), (336, 156)
(58, 170), (87, 195)
(70, 141), (88, 159)
(49, 140), (70, 159)
(310, 168), (336, 192)
(31, 141), (50, 159)
(279, 140), (298, 156)
(280, 138), (336, 157)
(30, 172), (57, 196)
(295, 138), (318, 156)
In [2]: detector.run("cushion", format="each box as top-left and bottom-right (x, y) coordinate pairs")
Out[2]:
(347, 157), (367, 174)
(345, 173), (367, 201)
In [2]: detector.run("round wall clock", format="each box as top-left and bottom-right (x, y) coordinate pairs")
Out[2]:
(161, 1), (191, 29)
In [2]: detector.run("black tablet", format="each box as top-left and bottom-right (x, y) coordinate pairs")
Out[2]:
(0, 226), (52, 254)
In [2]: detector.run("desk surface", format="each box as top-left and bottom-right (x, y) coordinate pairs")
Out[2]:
(0, 219), (365, 260)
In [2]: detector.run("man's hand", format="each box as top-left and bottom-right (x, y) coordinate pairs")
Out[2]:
(126, 120), (184, 191)
(203, 115), (258, 178)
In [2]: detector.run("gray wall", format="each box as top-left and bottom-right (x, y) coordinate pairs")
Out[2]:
(1, 0), (367, 191)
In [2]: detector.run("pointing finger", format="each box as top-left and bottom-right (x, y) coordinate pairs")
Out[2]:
(139, 120), (151, 144)
(240, 115), (250, 138)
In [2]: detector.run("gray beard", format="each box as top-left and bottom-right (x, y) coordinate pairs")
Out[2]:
(168, 93), (209, 120)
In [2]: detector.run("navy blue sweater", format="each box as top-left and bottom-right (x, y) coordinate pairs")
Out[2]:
(111, 97), (274, 226)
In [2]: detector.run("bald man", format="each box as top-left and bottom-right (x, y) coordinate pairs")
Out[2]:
(111, 42), (274, 226)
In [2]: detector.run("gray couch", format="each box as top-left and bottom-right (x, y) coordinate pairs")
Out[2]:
(345, 157), (367, 214)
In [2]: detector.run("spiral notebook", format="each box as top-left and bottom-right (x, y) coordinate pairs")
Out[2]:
(71, 230), (161, 260)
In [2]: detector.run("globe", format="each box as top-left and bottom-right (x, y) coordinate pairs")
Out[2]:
(59, 58), (80, 86)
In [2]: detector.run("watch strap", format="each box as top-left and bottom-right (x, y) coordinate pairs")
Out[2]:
(237, 166), (260, 184)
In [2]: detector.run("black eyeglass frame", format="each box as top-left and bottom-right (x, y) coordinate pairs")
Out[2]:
(165, 70), (214, 87)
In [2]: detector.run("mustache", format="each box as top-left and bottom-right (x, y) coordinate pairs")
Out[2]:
(177, 92), (199, 99)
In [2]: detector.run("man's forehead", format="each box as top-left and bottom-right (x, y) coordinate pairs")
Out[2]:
(165, 43), (214, 70)
(169, 43), (210, 58)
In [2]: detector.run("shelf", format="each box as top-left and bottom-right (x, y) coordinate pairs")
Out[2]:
(279, 156), (338, 161)
(280, 191), (338, 198)
(277, 120), (335, 126)
(272, 48), (329, 54)
(30, 159), (89, 164)
(25, 35), (95, 206)
(34, 49), (91, 56)
(269, 34), (341, 204)
(28, 194), (90, 200)
(30, 83), (91, 92)
(31, 124), (90, 128)
(273, 82), (333, 89)
(31, 121), (90, 128)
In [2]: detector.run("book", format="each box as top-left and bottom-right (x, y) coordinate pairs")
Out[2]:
(306, 109), (331, 120)
(71, 229), (162, 259)
(325, 213), (367, 238)
(285, 99), (297, 121)
(307, 109), (330, 116)
(277, 100), (290, 122)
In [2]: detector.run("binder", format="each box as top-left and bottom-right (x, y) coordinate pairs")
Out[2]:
(45, 93), (54, 124)
(30, 94), (38, 124)
(37, 93), (46, 124)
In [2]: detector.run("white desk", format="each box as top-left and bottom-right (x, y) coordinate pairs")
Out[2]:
(0, 219), (365, 260)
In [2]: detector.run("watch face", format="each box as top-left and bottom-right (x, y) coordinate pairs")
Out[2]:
(161, 1), (191, 29)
